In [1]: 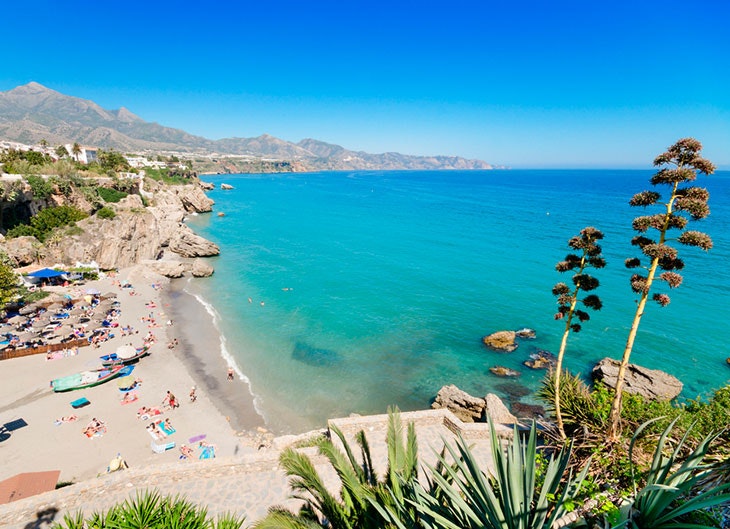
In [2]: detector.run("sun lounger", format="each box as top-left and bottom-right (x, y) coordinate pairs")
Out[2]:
(151, 440), (175, 453)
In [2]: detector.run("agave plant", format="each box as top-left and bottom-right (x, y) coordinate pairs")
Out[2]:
(53, 490), (245, 529)
(396, 419), (590, 529)
(254, 407), (420, 529)
(610, 418), (730, 529)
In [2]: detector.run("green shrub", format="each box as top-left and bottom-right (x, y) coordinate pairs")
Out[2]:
(25, 175), (53, 199)
(96, 206), (116, 219)
(97, 186), (127, 203)
(54, 490), (245, 529)
(6, 224), (39, 239)
(6, 205), (87, 242)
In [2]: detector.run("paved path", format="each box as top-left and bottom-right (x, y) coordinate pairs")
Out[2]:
(0, 410), (500, 529)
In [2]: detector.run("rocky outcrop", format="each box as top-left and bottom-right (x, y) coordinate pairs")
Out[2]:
(2, 235), (39, 266)
(515, 328), (536, 339)
(191, 258), (214, 277)
(177, 186), (214, 213)
(490, 366), (521, 377)
(485, 393), (518, 425)
(199, 181), (215, 190)
(168, 227), (220, 258)
(220, 183), (234, 190)
(482, 330), (518, 352)
(431, 385), (521, 425)
(43, 207), (164, 270)
(524, 350), (556, 370)
(592, 357), (683, 401)
(143, 259), (186, 278)
(431, 384), (485, 422)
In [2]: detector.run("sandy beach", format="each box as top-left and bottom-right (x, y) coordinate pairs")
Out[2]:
(0, 265), (266, 484)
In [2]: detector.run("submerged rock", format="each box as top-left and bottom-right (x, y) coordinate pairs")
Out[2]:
(292, 341), (340, 366)
(482, 330), (518, 352)
(515, 328), (536, 339)
(592, 357), (683, 401)
(511, 402), (546, 420)
(490, 365), (521, 377)
(523, 349), (556, 370)
(495, 381), (531, 400)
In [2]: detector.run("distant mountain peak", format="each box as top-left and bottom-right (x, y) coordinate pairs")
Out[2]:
(0, 83), (498, 170)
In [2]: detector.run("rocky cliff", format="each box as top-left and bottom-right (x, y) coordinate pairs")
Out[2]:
(1, 179), (219, 276)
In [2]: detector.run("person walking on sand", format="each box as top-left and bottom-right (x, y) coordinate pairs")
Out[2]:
(189, 386), (197, 402)
(227, 367), (234, 381)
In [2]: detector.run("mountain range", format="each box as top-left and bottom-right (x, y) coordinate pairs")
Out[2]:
(0, 82), (496, 171)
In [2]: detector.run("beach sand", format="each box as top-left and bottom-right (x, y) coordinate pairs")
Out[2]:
(0, 265), (266, 483)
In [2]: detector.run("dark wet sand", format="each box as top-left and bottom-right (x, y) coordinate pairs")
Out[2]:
(162, 279), (265, 433)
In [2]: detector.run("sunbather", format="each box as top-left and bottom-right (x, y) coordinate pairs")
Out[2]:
(179, 444), (194, 459)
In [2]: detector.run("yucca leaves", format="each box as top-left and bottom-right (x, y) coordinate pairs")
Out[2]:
(51, 490), (245, 529)
(410, 419), (589, 529)
(614, 418), (730, 529)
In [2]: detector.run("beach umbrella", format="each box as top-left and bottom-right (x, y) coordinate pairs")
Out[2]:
(7, 315), (26, 325)
(18, 306), (36, 316)
(116, 375), (136, 390)
(47, 302), (63, 310)
(116, 344), (137, 359)
(17, 331), (39, 342)
(102, 292), (117, 299)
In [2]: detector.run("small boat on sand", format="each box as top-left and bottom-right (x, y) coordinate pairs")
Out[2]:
(51, 365), (133, 392)
(100, 346), (150, 366)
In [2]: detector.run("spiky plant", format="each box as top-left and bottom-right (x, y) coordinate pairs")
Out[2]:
(552, 226), (605, 440)
(612, 418), (730, 529)
(401, 418), (590, 529)
(254, 407), (419, 529)
(607, 138), (715, 440)
(52, 490), (245, 528)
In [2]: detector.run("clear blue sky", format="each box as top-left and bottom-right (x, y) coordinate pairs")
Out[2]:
(3, 0), (729, 168)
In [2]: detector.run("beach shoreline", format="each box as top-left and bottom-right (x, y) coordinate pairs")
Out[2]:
(162, 278), (266, 434)
(0, 265), (266, 485)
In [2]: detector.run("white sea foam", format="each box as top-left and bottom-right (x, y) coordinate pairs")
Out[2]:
(183, 283), (267, 421)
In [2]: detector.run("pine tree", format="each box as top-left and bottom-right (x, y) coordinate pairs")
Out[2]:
(607, 138), (715, 440)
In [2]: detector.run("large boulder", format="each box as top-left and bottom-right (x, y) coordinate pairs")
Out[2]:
(143, 260), (186, 278)
(191, 258), (214, 277)
(177, 186), (214, 213)
(168, 227), (220, 258)
(220, 183), (234, 190)
(592, 357), (683, 401)
(431, 384), (485, 422)
(484, 393), (518, 425)
(483, 330), (518, 352)
(2, 236), (39, 266)
(199, 181), (215, 190)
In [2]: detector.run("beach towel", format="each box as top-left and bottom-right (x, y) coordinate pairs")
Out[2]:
(189, 434), (206, 443)
(198, 445), (215, 459)
(146, 425), (166, 441)
(157, 420), (175, 436)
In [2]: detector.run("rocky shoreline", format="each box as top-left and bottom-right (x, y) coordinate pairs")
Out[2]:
(1, 176), (220, 278)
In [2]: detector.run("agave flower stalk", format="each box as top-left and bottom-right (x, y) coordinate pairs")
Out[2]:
(607, 138), (715, 440)
(552, 227), (605, 440)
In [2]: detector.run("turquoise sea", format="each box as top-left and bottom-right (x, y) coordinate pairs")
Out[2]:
(182, 170), (730, 434)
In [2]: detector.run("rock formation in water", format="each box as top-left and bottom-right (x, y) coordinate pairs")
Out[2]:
(592, 357), (683, 401)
